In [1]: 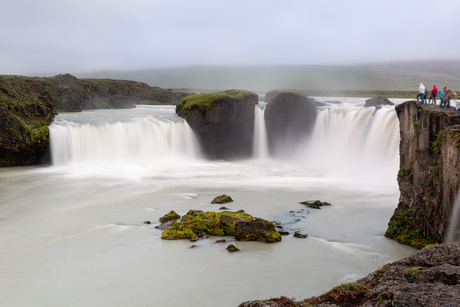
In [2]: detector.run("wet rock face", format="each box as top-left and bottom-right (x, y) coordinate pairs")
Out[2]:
(264, 91), (317, 156)
(176, 90), (258, 159)
(385, 101), (460, 248)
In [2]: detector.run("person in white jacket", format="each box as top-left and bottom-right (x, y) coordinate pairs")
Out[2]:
(417, 83), (426, 104)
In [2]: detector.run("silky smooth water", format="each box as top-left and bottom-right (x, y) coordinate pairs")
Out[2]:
(0, 101), (415, 307)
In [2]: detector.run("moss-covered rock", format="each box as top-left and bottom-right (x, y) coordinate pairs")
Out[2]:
(211, 194), (233, 204)
(175, 89), (258, 159)
(0, 76), (55, 166)
(160, 210), (254, 242)
(235, 218), (282, 243)
(159, 210), (282, 243)
(159, 210), (181, 223)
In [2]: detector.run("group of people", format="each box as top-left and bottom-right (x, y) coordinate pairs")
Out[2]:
(417, 83), (457, 109)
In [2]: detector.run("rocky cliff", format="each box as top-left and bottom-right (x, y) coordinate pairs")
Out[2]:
(175, 90), (258, 159)
(264, 91), (317, 156)
(239, 242), (460, 307)
(0, 74), (191, 166)
(385, 101), (460, 248)
(0, 76), (55, 166)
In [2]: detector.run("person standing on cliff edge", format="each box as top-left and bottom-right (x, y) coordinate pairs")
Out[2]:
(417, 83), (426, 104)
(428, 85), (438, 104)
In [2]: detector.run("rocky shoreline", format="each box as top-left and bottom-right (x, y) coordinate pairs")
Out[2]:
(239, 242), (460, 307)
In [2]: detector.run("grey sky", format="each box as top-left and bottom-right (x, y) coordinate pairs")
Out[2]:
(1, 0), (460, 75)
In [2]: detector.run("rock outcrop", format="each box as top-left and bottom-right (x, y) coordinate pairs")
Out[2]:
(158, 210), (281, 243)
(0, 74), (191, 166)
(0, 76), (55, 166)
(239, 242), (460, 307)
(175, 90), (259, 159)
(385, 101), (460, 248)
(364, 96), (394, 107)
(264, 91), (317, 156)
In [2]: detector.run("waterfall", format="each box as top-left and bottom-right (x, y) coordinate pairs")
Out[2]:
(299, 105), (400, 182)
(50, 117), (200, 166)
(253, 106), (269, 159)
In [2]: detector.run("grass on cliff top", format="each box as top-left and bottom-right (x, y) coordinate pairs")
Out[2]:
(176, 89), (256, 114)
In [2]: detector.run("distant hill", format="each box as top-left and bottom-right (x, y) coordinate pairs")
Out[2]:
(76, 60), (460, 93)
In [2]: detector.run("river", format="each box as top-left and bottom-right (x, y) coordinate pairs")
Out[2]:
(0, 98), (415, 307)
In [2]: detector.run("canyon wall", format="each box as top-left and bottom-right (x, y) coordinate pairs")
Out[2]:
(385, 101), (460, 248)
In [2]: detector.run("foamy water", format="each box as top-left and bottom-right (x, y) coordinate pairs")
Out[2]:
(0, 101), (415, 307)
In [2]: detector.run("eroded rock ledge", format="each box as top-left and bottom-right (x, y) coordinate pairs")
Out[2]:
(239, 242), (460, 307)
(385, 101), (460, 248)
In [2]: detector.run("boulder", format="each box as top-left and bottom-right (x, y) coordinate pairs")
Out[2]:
(176, 90), (259, 159)
(264, 91), (317, 156)
(226, 244), (240, 252)
(211, 194), (233, 204)
(159, 210), (181, 223)
(235, 218), (282, 243)
(364, 96), (394, 107)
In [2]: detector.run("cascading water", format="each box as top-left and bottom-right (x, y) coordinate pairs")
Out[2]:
(50, 109), (200, 166)
(301, 105), (398, 184)
(252, 105), (269, 159)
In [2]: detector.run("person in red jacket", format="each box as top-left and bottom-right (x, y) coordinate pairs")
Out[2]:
(428, 85), (438, 104)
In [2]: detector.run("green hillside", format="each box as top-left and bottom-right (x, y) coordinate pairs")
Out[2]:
(77, 60), (460, 93)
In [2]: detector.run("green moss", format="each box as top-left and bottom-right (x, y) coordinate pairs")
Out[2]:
(405, 267), (421, 283)
(397, 168), (413, 182)
(176, 89), (256, 114)
(432, 130), (444, 154)
(161, 228), (196, 240)
(385, 209), (434, 249)
(161, 210), (254, 241)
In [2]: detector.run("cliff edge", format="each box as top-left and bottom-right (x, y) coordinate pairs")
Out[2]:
(385, 101), (460, 248)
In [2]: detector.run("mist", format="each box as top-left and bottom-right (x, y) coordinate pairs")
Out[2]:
(1, 0), (460, 76)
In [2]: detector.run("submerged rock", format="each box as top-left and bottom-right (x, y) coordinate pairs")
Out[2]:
(299, 200), (332, 209)
(211, 194), (233, 204)
(293, 232), (307, 238)
(226, 244), (240, 252)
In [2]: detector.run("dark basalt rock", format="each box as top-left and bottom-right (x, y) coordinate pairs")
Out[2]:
(293, 232), (308, 238)
(264, 91), (317, 156)
(143, 221), (151, 224)
(175, 90), (258, 159)
(226, 244), (240, 252)
(211, 194), (233, 204)
(235, 218), (281, 243)
(239, 243), (460, 307)
(364, 96), (394, 107)
(215, 239), (226, 243)
(385, 101), (460, 248)
(300, 200), (332, 209)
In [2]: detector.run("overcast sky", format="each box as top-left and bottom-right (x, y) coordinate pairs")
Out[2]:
(1, 0), (460, 75)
